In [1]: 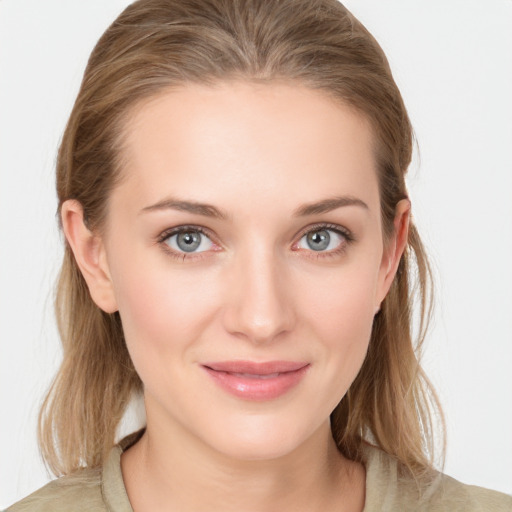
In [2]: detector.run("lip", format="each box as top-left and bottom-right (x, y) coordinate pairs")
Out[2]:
(201, 360), (310, 401)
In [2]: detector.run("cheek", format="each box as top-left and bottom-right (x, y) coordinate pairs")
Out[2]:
(109, 247), (219, 366)
(298, 259), (380, 386)
(303, 261), (379, 338)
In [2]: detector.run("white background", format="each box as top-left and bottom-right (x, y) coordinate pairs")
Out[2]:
(1, 0), (511, 507)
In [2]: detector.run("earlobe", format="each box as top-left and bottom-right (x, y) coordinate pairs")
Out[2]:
(60, 199), (118, 313)
(376, 199), (411, 307)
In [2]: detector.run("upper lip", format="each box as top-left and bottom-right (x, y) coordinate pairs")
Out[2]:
(202, 360), (309, 375)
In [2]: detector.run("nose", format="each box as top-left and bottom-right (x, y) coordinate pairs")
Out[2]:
(222, 245), (296, 345)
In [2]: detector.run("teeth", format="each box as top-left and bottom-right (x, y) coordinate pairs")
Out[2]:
(229, 372), (280, 379)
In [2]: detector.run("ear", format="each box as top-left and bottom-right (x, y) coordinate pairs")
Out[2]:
(61, 199), (118, 313)
(375, 198), (411, 311)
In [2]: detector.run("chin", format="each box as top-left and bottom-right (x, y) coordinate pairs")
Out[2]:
(198, 412), (326, 462)
(212, 435), (303, 462)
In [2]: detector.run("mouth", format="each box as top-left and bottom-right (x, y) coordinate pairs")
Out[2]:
(201, 360), (310, 401)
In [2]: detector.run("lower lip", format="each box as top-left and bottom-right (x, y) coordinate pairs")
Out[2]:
(202, 365), (310, 401)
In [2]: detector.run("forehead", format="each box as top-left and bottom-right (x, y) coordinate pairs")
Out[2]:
(114, 81), (379, 216)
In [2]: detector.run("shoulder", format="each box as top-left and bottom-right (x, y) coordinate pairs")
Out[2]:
(6, 432), (141, 512)
(428, 473), (512, 511)
(6, 468), (106, 512)
(362, 445), (512, 512)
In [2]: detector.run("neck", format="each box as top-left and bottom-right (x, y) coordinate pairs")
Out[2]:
(121, 417), (365, 512)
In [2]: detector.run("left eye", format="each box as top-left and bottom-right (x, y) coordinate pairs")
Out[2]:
(164, 229), (214, 253)
(297, 228), (345, 252)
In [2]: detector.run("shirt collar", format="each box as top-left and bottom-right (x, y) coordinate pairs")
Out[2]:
(101, 429), (145, 512)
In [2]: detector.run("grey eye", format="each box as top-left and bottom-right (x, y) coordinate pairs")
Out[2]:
(306, 230), (330, 251)
(298, 229), (345, 252)
(165, 230), (213, 253)
(177, 231), (201, 252)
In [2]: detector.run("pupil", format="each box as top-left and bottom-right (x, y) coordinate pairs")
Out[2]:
(307, 230), (330, 251)
(177, 231), (201, 252)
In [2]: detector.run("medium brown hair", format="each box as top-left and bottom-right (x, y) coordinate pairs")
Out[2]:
(40, 0), (444, 478)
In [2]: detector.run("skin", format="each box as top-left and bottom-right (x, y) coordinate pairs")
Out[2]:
(62, 81), (410, 512)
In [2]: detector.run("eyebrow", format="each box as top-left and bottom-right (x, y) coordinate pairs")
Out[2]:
(139, 195), (368, 219)
(140, 198), (229, 220)
(292, 195), (369, 216)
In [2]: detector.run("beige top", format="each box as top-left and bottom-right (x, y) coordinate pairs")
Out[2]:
(7, 431), (512, 512)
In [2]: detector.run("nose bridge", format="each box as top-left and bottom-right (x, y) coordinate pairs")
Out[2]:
(222, 241), (295, 344)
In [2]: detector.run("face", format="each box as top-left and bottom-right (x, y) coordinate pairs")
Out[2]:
(73, 81), (404, 461)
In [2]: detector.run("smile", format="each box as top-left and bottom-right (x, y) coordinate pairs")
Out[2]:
(201, 360), (310, 401)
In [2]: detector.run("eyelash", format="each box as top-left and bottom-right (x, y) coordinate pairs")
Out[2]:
(156, 225), (216, 262)
(156, 223), (355, 262)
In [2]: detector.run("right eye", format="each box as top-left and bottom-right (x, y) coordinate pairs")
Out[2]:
(160, 227), (214, 255)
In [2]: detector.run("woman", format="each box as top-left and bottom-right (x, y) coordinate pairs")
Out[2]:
(5, 0), (511, 510)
